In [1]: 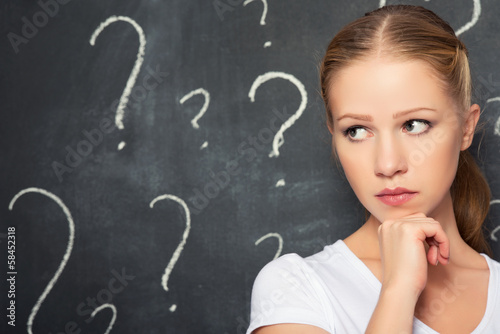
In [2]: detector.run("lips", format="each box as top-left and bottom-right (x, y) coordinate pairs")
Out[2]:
(376, 187), (416, 196)
(375, 187), (417, 206)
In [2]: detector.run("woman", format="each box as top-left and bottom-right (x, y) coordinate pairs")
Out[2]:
(246, 5), (500, 334)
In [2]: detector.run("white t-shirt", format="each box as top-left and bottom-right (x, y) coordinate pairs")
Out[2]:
(247, 239), (500, 334)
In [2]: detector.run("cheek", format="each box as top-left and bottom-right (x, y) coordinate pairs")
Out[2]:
(336, 146), (369, 193)
(414, 131), (461, 188)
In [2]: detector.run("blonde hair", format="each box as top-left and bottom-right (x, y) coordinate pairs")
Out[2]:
(319, 5), (492, 254)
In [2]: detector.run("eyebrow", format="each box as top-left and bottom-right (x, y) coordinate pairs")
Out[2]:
(335, 107), (437, 122)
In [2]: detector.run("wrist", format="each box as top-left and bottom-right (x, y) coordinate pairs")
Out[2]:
(366, 283), (419, 333)
(380, 283), (420, 307)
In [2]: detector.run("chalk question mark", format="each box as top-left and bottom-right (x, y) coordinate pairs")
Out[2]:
(180, 88), (210, 150)
(243, 0), (271, 47)
(90, 304), (117, 334)
(486, 97), (500, 136)
(378, 0), (480, 36)
(490, 199), (500, 241)
(248, 71), (308, 186)
(9, 188), (75, 334)
(90, 16), (146, 151)
(454, 0), (481, 36)
(149, 194), (191, 312)
(378, 0), (430, 6)
(255, 233), (283, 260)
(9, 188), (118, 333)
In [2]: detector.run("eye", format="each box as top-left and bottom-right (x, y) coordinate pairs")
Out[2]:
(403, 119), (431, 135)
(342, 126), (370, 142)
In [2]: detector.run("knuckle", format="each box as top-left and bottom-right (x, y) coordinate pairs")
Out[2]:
(379, 221), (392, 232)
(377, 223), (386, 236)
(381, 218), (395, 226)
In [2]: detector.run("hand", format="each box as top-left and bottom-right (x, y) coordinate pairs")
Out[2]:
(377, 212), (450, 297)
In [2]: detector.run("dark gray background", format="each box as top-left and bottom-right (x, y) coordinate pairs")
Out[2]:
(2, 0), (500, 333)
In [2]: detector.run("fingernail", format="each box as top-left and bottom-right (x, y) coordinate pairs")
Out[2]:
(435, 259), (439, 266)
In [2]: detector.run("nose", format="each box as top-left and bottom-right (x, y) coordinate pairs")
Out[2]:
(374, 134), (408, 177)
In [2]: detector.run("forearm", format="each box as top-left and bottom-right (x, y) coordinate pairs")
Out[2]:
(365, 285), (419, 334)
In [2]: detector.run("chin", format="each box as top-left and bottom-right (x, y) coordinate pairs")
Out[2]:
(367, 206), (424, 224)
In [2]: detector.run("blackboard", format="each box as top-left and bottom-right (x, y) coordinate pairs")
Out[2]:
(2, 0), (500, 333)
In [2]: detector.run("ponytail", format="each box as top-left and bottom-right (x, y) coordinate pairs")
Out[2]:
(451, 150), (492, 255)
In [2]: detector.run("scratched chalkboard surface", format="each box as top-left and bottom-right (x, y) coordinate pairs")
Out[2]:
(2, 0), (500, 333)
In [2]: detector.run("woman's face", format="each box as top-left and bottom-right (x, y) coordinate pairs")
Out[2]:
(328, 58), (475, 224)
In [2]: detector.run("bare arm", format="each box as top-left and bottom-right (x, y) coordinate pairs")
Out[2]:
(253, 324), (330, 334)
(365, 284), (419, 333)
(365, 213), (450, 333)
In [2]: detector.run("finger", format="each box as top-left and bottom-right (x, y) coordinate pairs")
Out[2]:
(426, 236), (449, 265)
(433, 233), (450, 264)
(427, 244), (439, 266)
(419, 223), (450, 261)
(439, 247), (450, 265)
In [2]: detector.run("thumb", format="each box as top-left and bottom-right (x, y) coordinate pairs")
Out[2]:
(427, 244), (439, 266)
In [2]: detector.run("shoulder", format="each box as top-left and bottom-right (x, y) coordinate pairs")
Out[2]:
(482, 253), (500, 275)
(247, 251), (339, 334)
(251, 253), (311, 297)
(479, 254), (500, 331)
(247, 240), (373, 334)
(251, 240), (346, 293)
(486, 254), (500, 268)
(250, 239), (355, 312)
(484, 254), (500, 288)
(480, 253), (500, 305)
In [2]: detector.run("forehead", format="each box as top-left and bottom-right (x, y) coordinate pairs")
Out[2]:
(328, 58), (454, 117)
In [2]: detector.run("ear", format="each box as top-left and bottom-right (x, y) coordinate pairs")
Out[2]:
(460, 103), (480, 151)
